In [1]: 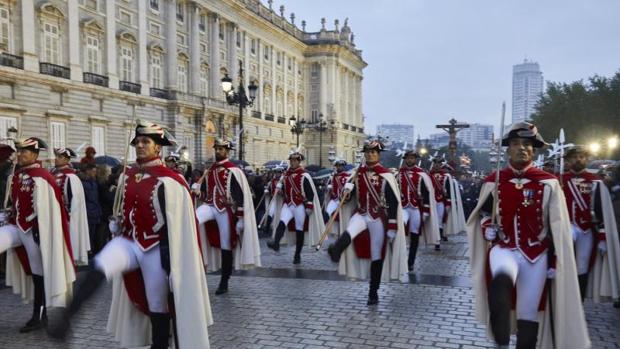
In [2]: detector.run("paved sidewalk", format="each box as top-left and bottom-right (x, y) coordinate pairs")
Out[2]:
(0, 233), (618, 348)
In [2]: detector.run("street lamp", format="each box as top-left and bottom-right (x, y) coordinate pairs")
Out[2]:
(221, 61), (258, 161)
(289, 115), (305, 148)
(315, 113), (328, 168)
(589, 142), (601, 155)
(607, 136), (618, 150)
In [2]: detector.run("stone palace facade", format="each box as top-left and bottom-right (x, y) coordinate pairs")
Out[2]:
(0, 0), (366, 167)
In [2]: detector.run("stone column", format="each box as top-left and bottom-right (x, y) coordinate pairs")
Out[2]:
(189, 2), (201, 93)
(20, 0), (38, 72)
(293, 58), (298, 118)
(105, 0), (118, 88)
(319, 61), (327, 118)
(67, 0), (82, 81)
(137, 0), (149, 94)
(282, 52), (288, 118)
(165, 0), (178, 90)
(208, 13), (220, 99)
(257, 39), (263, 116)
(227, 23), (238, 83)
(270, 45), (275, 116)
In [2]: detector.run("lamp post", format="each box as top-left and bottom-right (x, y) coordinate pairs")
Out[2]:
(221, 61), (258, 161)
(289, 116), (305, 148)
(315, 113), (328, 168)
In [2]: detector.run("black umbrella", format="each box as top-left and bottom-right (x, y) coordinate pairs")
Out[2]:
(305, 164), (324, 172)
(262, 160), (287, 170)
(231, 159), (250, 168)
(94, 155), (121, 167)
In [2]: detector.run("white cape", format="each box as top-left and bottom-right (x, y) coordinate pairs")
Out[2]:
(586, 181), (620, 302)
(5, 177), (76, 307)
(468, 179), (590, 349)
(201, 167), (262, 271)
(444, 175), (467, 236)
(418, 171), (441, 245)
(107, 177), (212, 349)
(65, 173), (90, 266)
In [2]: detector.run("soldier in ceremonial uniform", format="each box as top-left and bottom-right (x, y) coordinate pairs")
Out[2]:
(561, 146), (620, 303)
(431, 158), (467, 240)
(398, 150), (440, 271)
(267, 151), (324, 264)
(430, 157), (450, 247)
(0, 138), (75, 333)
(48, 121), (212, 349)
(468, 122), (589, 349)
(51, 148), (90, 265)
(327, 140), (408, 305)
(262, 165), (285, 236)
(194, 139), (261, 295)
(324, 159), (350, 237)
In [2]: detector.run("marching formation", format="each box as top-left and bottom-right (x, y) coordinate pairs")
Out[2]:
(0, 118), (618, 349)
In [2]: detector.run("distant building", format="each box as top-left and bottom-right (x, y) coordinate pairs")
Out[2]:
(512, 59), (544, 123)
(457, 123), (493, 151)
(377, 123), (414, 145)
(428, 132), (449, 149)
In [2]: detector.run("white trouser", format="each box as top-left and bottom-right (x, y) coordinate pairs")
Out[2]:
(196, 204), (232, 250)
(346, 213), (385, 261)
(436, 202), (445, 228)
(280, 203), (305, 231)
(268, 198), (277, 218)
(94, 237), (169, 313)
(0, 224), (44, 276)
(402, 206), (421, 234)
(574, 227), (594, 275)
(326, 199), (340, 236)
(489, 245), (548, 321)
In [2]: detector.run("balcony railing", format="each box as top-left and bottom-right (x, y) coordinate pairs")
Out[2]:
(252, 111), (261, 118)
(277, 116), (286, 124)
(343, 123), (350, 130)
(264, 114), (274, 121)
(150, 87), (170, 99)
(0, 53), (24, 69)
(169, 90), (203, 104)
(83, 72), (109, 87)
(40, 62), (70, 79)
(119, 81), (141, 94)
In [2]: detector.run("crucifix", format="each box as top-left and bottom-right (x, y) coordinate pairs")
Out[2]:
(436, 118), (470, 169)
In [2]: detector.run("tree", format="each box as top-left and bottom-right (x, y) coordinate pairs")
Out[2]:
(531, 71), (620, 159)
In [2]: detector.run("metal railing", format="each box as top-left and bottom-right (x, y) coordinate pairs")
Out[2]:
(40, 62), (70, 79)
(264, 114), (274, 121)
(0, 53), (23, 69)
(119, 81), (141, 94)
(83, 72), (109, 87)
(277, 116), (286, 124)
(252, 111), (261, 118)
(150, 87), (170, 99)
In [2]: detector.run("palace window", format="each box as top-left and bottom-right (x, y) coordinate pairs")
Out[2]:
(120, 45), (134, 81)
(91, 126), (105, 155)
(176, 2), (184, 22)
(0, 4), (10, 52)
(200, 66), (208, 96)
(150, 51), (162, 88)
(250, 39), (256, 55)
(236, 31), (241, 48)
(85, 36), (101, 73)
(50, 122), (66, 151)
(150, 0), (159, 11)
(219, 22), (224, 41)
(0, 117), (17, 146)
(199, 14), (206, 32)
(177, 60), (188, 93)
(42, 22), (61, 64)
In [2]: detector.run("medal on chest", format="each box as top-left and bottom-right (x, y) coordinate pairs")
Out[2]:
(522, 188), (534, 207)
(135, 172), (144, 183)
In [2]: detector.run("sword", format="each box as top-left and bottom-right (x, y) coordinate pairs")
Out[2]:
(559, 129), (565, 185)
(490, 102), (505, 229)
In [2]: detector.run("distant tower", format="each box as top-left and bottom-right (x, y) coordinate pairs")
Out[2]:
(512, 59), (543, 123)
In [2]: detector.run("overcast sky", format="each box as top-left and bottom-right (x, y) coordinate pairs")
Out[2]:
(278, 0), (620, 138)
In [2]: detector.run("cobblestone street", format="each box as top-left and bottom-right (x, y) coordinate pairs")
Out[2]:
(1, 233), (619, 348)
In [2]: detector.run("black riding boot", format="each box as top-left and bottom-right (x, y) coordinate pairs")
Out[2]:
(578, 273), (589, 302)
(293, 230), (304, 264)
(488, 273), (513, 346)
(47, 269), (106, 339)
(408, 233), (420, 271)
(267, 222), (286, 252)
(263, 216), (273, 237)
(20, 274), (47, 333)
(327, 232), (351, 263)
(441, 228), (448, 242)
(216, 249), (233, 295)
(150, 312), (171, 349)
(516, 319), (539, 349)
(367, 260), (383, 305)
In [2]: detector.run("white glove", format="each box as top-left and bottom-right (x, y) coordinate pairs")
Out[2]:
(108, 219), (120, 235)
(422, 212), (430, 219)
(387, 229), (397, 242)
(236, 220), (244, 235)
(327, 184), (333, 190)
(264, 188), (269, 194)
(571, 224), (581, 242)
(598, 241), (607, 255)
(547, 268), (556, 279)
(191, 183), (201, 194)
(484, 227), (497, 241)
(305, 208), (313, 216)
(276, 182), (283, 189)
(343, 182), (354, 192)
